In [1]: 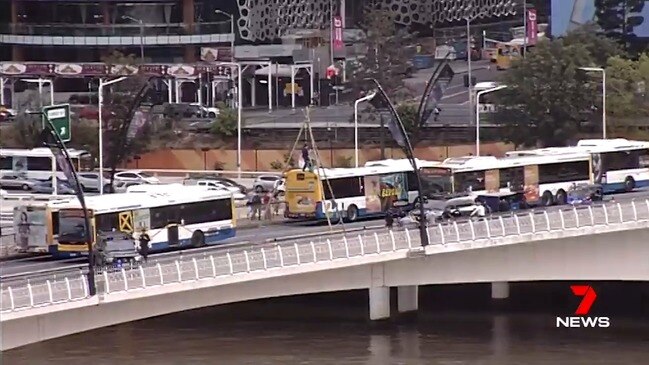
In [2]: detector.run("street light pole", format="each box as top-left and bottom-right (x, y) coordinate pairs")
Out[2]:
(579, 67), (607, 139)
(475, 85), (507, 156)
(215, 10), (235, 61)
(98, 77), (127, 195)
(353, 92), (376, 168)
(122, 15), (144, 62)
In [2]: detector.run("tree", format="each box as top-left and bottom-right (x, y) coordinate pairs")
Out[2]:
(494, 38), (598, 148)
(561, 23), (623, 66)
(346, 2), (416, 99)
(395, 103), (421, 143)
(210, 102), (238, 137)
(595, 0), (645, 54)
(605, 54), (649, 118)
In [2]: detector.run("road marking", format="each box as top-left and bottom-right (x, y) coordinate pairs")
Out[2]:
(442, 90), (468, 100)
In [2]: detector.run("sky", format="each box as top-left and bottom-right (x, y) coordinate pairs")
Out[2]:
(551, 0), (649, 37)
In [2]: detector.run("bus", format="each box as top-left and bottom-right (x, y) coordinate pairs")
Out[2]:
(506, 138), (649, 193)
(421, 152), (593, 206)
(284, 159), (439, 222)
(0, 147), (93, 180)
(54, 187), (236, 256)
(12, 197), (76, 255)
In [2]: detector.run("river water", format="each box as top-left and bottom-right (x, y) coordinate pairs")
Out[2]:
(4, 282), (649, 364)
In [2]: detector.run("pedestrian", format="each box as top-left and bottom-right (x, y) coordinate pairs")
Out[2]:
(138, 227), (151, 263)
(251, 193), (262, 220)
(262, 192), (272, 220)
(385, 208), (395, 229)
(433, 107), (441, 122)
(470, 201), (486, 220)
(302, 143), (311, 171)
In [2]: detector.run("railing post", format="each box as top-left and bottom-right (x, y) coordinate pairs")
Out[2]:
(261, 248), (268, 269)
(140, 266), (146, 288)
(603, 204), (609, 225)
(469, 219), (476, 240)
(559, 209), (565, 229)
(244, 250), (251, 272)
(514, 214), (521, 235)
(632, 201), (638, 221)
(47, 280), (53, 303)
(343, 237), (350, 258)
(543, 211), (550, 231)
(359, 235), (365, 256)
(310, 241), (317, 262)
(175, 260), (182, 282)
(122, 267), (128, 291)
(374, 232), (381, 252)
(498, 216), (505, 237)
(529, 212), (535, 233)
(278, 245), (285, 267)
(617, 203), (623, 223)
(27, 283), (34, 307)
(453, 221), (460, 242)
(192, 258), (199, 280)
(65, 277), (72, 300)
(402, 228), (409, 249)
(157, 262), (164, 284)
(224, 253), (234, 274)
(294, 243), (301, 265)
(588, 206), (594, 226)
(484, 218), (491, 238)
(8, 287), (14, 310)
(210, 255), (217, 277)
(104, 271), (110, 293)
(438, 224), (446, 245)
(326, 239), (333, 260)
(574, 206), (580, 227)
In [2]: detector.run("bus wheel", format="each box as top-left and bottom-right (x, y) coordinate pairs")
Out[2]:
(624, 177), (635, 192)
(191, 230), (206, 248)
(555, 190), (567, 205)
(541, 191), (554, 206)
(346, 205), (359, 222)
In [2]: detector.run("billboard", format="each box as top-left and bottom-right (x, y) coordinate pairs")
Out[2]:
(13, 206), (48, 251)
(364, 173), (408, 214)
(551, 0), (649, 38)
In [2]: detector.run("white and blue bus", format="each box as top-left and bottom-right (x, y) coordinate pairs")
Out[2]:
(507, 139), (649, 193)
(53, 187), (236, 256)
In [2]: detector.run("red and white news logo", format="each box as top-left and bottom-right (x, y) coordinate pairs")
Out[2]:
(556, 285), (610, 328)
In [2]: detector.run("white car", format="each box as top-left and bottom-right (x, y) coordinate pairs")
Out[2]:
(190, 103), (220, 118)
(77, 172), (112, 192)
(197, 182), (246, 200)
(114, 170), (160, 185)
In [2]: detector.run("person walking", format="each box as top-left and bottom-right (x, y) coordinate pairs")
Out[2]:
(301, 143), (311, 171)
(138, 227), (151, 263)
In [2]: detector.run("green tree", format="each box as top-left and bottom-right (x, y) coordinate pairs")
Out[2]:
(395, 103), (421, 143)
(595, 0), (645, 53)
(210, 102), (238, 137)
(346, 2), (415, 98)
(605, 54), (649, 118)
(494, 38), (598, 148)
(561, 23), (623, 65)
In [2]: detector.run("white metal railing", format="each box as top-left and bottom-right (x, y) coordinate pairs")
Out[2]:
(2, 200), (649, 313)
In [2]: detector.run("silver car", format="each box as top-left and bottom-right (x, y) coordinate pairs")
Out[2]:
(0, 174), (37, 191)
(77, 172), (113, 192)
(253, 174), (282, 193)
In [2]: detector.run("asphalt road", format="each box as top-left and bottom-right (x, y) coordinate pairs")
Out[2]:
(3, 188), (649, 278)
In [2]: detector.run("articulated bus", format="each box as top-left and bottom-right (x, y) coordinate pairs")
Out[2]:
(421, 152), (593, 206)
(53, 187), (236, 256)
(506, 139), (649, 194)
(284, 159), (439, 221)
(1, 148), (93, 180)
(12, 197), (76, 255)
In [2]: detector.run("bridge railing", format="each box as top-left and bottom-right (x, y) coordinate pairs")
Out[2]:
(2, 199), (649, 313)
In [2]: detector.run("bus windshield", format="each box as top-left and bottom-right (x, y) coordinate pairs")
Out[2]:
(420, 167), (454, 194)
(58, 209), (89, 243)
(77, 153), (94, 171)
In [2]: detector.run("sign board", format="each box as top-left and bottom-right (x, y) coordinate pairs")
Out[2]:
(527, 9), (538, 45)
(42, 103), (71, 142)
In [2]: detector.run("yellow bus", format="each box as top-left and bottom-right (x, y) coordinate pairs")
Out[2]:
(284, 159), (439, 222)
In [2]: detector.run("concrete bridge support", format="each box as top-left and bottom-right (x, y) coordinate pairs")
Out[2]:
(491, 281), (510, 299)
(368, 286), (390, 320)
(397, 285), (419, 313)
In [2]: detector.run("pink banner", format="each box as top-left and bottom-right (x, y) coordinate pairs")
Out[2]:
(526, 9), (538, 45)
(332, 15), (344, 51)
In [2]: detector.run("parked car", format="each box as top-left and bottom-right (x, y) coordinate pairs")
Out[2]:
(253, 175), (282, 193)
(77, 172), (113, 192)
(0, 105), (16, 122)
(32, 180), (76, 195)
(195, 182), (246, 200)
(196, 180), (243, 196)
(0, 174), (37, 191)
(114, 170), (160, 185)
(413, 196), (481, 222)
(190, 103), (220, 118)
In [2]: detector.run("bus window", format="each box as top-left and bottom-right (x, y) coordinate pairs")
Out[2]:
(602, 151), (640, 171)
(323, 177), (363, 199)
(538, 161), (590, 184)
(27, 156), (51, 171)
(640, 149), (649, 168)
(421, 167), (453, 194)
(454, 171), (486, 193)
(499, 167), (524, 190)
(0, 156), (11, 170)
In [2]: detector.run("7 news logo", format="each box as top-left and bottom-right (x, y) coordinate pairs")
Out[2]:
(556, 285), (610, 328)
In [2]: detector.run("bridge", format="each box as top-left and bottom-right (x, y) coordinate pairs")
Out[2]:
(2, 199), (649, 350)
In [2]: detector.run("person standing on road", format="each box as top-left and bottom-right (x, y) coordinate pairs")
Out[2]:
(302, 143), (311, 171)
(138, 227), (151, 263)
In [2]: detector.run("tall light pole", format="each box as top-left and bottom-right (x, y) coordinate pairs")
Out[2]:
(475, 85), (507, 156)
(579, 67), (607, 139)
(98, 77), (127, 194)
(353, 91), (376, 167)
(122, 15), (144, 62)
(214, 10), (235, 61)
